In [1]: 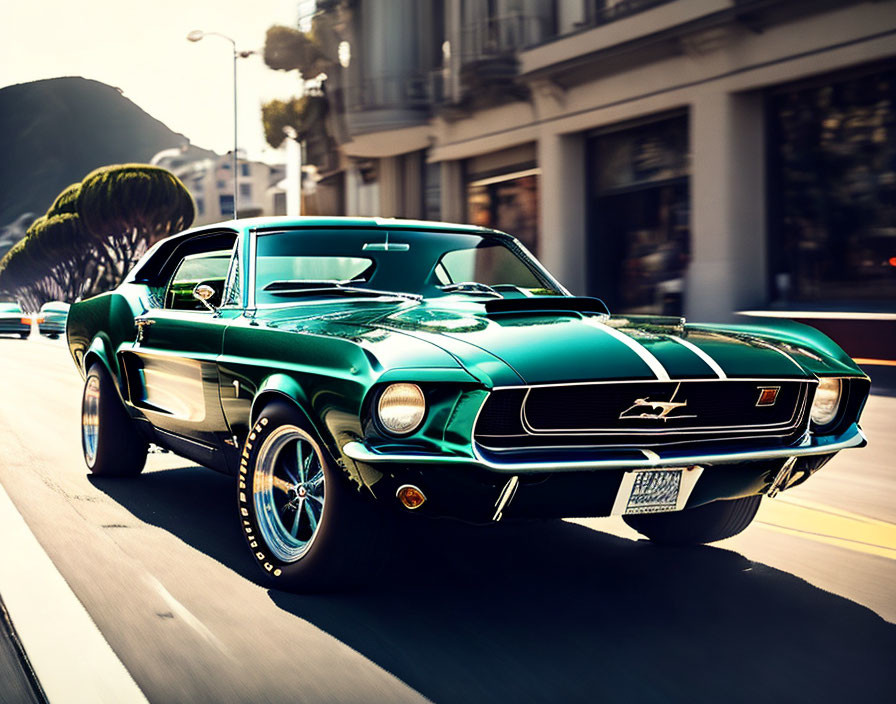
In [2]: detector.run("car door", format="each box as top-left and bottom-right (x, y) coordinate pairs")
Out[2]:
(121, 242), (239, 472)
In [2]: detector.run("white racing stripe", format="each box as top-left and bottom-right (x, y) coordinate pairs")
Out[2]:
(670, 336), (728, 379)
(587, 320), (671, 381)
(0, 482), (149, 704)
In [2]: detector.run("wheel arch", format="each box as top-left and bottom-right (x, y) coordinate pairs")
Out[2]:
(83, 335), (115, 381)
(249, 374), (337, 456)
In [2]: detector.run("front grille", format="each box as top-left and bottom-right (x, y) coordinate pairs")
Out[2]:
(474, 379), (813, 451)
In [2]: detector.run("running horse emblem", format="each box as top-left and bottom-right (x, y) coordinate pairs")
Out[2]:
(619, 382), (696, 421)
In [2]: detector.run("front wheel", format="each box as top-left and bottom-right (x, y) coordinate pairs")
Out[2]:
(81, 363), (148, 476)
(238, 401), (387, 592)
(622, 495), (762, 545)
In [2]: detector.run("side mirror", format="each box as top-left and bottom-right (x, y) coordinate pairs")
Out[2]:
(192, 283), (218, 312)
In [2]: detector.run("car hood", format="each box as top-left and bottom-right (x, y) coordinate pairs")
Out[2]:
(261, 299), (861, 386)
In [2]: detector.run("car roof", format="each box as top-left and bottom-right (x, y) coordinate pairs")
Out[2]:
(180, 215), (504, 238)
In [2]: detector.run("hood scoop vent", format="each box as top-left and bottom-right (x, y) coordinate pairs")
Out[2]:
(484, 296), (610, 317)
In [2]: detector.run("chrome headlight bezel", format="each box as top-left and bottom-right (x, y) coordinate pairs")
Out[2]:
(810, 377), (843, 429)
(377, 383), (426, 436)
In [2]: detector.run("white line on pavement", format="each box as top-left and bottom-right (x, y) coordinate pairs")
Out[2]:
(0, 481), (149, 704)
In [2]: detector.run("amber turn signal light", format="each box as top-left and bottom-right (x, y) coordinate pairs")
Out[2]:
(396, 484), (426, 510)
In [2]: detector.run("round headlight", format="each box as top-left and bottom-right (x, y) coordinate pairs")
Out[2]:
(810, 378), (842, 426)
(377, 383), (426, 435)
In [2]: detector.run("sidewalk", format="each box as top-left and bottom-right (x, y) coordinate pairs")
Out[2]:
(0, 597), (43, 704)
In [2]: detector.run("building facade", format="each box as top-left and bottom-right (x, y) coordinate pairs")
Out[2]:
(311, 0), (896, 321)
(152, 149), (287, 226)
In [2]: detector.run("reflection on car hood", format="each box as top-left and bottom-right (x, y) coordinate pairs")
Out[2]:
(261, 298), (860, 386)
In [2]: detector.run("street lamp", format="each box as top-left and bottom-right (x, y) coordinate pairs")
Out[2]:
(187, 30), (255, 219)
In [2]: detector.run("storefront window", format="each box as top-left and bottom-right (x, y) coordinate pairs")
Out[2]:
(467, 172), (540, 253)
(769, 67), (896, 303)
(588, 115), (690, 315)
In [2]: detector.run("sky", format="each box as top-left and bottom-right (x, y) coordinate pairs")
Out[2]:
(0, 0), (315, 163)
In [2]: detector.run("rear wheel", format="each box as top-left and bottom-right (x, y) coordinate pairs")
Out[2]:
(238, 401), (386, 592)
(19, 332), (28, 339)
(81, 363), (148, 476)
(622, 495), (762, 545)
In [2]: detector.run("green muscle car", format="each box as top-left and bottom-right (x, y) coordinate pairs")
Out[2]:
(67, 217), (869, 591)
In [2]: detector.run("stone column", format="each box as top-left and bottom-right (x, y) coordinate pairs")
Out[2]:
(378, 156), (403, 217)
(403, 151), (423, 219)
(440, 159), (465, 224)
(537, 130), (587, 295)
(687, 89), (767, 321)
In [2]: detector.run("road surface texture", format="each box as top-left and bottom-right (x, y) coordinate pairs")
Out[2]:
(0, 334), (894, 703)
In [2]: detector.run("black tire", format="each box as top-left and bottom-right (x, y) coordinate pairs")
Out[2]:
(622, 495), (762, 545)
(238, 400), (387, 592)
(81, 363), (148, 476)
(19, 332), (28, 339)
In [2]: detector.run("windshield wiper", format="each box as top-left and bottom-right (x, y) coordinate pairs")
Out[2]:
(437, 282), (503, 297)
(263, 280), (421, 302)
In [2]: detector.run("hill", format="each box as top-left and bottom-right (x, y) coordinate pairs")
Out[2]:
(0, 77), (216, 227)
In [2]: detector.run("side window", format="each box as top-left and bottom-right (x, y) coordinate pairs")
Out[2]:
(165, 251), (233, 310)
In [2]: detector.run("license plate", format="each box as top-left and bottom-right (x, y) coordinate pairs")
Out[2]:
(610, 467), (704, 516)
(625, 469), (681, 514)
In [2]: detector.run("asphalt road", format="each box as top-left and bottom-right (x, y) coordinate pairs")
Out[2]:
(0, 334), (894, 703)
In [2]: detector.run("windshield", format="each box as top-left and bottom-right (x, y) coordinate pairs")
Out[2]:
(253, 229), (562, 305)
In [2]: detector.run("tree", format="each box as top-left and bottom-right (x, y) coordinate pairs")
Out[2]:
(261, 95), (329, 148)
(0, 164), (194, 308)
(77, 163), (195, 280)
(263, 24), (331, 75)
(28, 212), (95, 301)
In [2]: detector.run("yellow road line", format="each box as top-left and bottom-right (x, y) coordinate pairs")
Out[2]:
(852, 358), (896, 367)
(775, 495), (895, 527)
(757, 497), (896, 561)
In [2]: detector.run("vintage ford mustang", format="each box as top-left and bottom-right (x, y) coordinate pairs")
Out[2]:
(67, 217), (869, 590)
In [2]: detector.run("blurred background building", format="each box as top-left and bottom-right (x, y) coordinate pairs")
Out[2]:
(295, 0), (896, 324)
(151, 148), (287, 225)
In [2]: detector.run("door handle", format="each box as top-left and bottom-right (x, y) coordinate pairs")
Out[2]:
(135, 317), (155, 342)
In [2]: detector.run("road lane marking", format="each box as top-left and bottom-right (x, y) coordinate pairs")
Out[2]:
(853, 358), (896, 367)
(0, 481), (149, 704)
(757, 496), (896, 561)
(145, 575), (232, 657)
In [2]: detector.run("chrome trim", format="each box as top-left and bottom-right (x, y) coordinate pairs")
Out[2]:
(342, 426), (865, 474)
(670, 336), (727, 379)
(511, 379), (811, 437)
(476, 429), (807, 453)
(767, 457), (798, 498)
(247, 226), (257, 310)
(154, 426), (219, 452)
(492, 476), (519, 522)
(490, 376), (816, 391)
(82, 375), (100, 466)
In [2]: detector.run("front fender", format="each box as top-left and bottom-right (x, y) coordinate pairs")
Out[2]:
(706, 318), (866, 377)
(251, 373), (314, 427)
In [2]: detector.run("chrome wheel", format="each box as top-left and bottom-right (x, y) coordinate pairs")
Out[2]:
(253, 425), (326, 563)
(82, 375), (100, 466)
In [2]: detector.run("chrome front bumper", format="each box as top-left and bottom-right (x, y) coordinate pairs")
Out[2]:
(342, 425), (866, 475)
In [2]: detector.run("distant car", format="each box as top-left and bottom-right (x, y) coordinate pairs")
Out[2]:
(0, 302), (31, 338)
(66, 217), (870, 592)
(37, 301), (70, 339)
